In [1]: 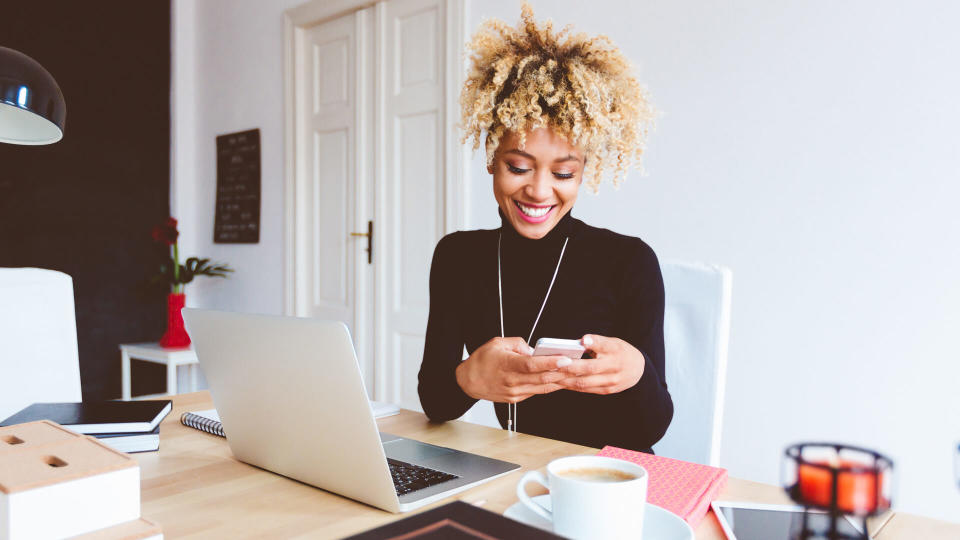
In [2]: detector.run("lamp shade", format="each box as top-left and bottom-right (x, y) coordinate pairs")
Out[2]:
(0, 46), (66, 145)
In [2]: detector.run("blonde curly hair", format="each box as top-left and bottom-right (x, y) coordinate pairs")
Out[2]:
(460, 2), (655, 192)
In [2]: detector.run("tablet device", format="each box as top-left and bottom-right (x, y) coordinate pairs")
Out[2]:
(711, 501), (873, 540)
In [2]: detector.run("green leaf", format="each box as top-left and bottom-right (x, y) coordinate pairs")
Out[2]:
(150, 255), (233, 290)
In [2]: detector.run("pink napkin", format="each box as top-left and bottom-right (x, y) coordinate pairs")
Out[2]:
(597, 446), (727, 527)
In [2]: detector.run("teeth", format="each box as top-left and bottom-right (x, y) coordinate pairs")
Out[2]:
(517, 201), (552, 218)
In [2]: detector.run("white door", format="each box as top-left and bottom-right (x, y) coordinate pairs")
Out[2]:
(291, 0), (454, 407)
(295, 11), (374, 388)
(375, 0), (447, 411)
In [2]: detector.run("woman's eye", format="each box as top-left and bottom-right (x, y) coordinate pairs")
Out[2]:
(507, 164), (530, 174)
(553, 172), (575, 179)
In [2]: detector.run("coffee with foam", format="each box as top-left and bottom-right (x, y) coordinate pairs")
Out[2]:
(556, 467), (637, 483)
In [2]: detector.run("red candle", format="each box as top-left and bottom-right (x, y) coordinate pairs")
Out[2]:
(797, 459), (879, 514)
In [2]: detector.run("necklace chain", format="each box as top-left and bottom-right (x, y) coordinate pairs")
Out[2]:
(497, 232), (569, 433)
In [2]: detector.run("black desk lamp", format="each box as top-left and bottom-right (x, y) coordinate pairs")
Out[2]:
(0, 46), (66, 145)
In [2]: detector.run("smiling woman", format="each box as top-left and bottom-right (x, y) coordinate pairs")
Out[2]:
(417, 2), (672, 453)
(492, 129), (582, 240)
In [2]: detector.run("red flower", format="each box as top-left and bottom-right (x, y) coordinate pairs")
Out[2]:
(152, 217), (179, 245)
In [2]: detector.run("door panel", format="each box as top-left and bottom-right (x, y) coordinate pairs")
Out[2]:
(298, 13), (363, 374)
(377, 0), (446, 411)
(394, 111), (438, 312)
(312, 129), (349, 308)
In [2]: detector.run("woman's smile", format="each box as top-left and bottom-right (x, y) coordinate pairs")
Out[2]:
(513, 200), (555, 223)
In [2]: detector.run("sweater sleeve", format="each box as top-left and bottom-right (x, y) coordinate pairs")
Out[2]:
(599, 239), (674, 450)
(417, 233), (478, 422)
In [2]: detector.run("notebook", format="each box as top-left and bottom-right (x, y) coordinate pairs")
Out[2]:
(597, 445), (727, 527)
(1, 401), (172, 435)
(343, 500), (561, 539)
(180, 409), (224, 437)
(94, 425), (161, 453)
(181, 401), (401, 438)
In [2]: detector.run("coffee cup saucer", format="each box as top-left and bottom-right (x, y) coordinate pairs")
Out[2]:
(504, 494), (694, 539)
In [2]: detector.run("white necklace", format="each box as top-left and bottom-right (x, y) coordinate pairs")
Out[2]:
(498, 231), (569, 433)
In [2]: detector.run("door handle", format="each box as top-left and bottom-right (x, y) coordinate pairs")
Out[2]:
(350, 220), (373, 264)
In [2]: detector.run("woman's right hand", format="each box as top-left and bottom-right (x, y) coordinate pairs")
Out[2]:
(455, 337), (571, 403)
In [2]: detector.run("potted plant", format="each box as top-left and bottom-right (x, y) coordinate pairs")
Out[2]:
(151, 217), (232, 348)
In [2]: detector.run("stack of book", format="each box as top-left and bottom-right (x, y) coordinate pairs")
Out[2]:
(1, 400), (171, 453)
(0, 420), (163, 539)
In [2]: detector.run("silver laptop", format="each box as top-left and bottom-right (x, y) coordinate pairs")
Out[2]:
(182, 309), (519, 513)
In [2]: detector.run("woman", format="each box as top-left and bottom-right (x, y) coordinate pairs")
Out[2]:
(418, 4), (672, 453)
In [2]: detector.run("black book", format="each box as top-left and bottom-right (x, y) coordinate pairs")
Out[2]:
(0, 400), (172, 434)
(95, 425), (161, 453)
(343, 501), (562, 539)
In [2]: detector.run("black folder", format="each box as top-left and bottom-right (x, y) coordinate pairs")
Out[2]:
(344, 501), (561, 539)
(1, 400), (172, 434)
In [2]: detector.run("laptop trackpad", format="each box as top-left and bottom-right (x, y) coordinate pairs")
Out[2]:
(383, 438), (455, 463)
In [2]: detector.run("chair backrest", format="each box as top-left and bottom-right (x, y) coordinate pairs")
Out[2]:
(0, 268), (82, 420)
(653, 261), (732, 466)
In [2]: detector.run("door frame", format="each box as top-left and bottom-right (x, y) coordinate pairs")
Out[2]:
(282, 0), (470, 398)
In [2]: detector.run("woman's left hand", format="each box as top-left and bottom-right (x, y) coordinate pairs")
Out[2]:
(557, 334), (645, 395)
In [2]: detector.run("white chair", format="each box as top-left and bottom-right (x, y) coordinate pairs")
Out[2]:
(0, 268), (82, 420)
(653, 261), (732, 466)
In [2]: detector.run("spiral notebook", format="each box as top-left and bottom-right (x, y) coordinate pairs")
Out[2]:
(181, 409), (224, 437)
(181, 401), (401, 438)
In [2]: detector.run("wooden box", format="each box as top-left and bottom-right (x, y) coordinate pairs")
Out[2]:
(0, 421), (140, 540)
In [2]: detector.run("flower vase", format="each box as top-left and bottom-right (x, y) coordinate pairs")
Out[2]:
(159, 292), (191, 348)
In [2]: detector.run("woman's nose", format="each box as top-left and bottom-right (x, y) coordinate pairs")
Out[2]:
(524, 170), (553, 201)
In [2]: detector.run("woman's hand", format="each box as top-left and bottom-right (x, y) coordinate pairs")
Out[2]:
(456, 337), (571, 403)
(558, 334), (646, 395)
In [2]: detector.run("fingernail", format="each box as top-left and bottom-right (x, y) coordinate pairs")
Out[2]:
(557, 357), (573, 368)
(582, 336), (593, 346)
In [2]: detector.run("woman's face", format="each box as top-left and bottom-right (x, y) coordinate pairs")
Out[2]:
(490, 128), (584, 239)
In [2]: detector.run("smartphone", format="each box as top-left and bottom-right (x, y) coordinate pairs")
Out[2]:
(532, 337), (586, 359)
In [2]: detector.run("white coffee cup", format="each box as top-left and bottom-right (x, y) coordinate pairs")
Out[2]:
(516, 455), (648, 539)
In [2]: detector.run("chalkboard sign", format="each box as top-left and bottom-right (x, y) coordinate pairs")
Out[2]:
(214, 128), (261, 243)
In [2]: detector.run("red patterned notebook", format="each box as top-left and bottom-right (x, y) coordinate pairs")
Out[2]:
(597, 446), (727, 527)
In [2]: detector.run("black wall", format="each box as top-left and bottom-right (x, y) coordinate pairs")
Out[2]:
(1, 0), (172, 399)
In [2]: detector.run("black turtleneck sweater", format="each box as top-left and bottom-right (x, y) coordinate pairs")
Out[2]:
(417, 210), (673, 453)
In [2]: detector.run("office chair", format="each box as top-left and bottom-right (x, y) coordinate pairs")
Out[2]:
(653, 260), (732, 466)
(0, 268), (82, 420)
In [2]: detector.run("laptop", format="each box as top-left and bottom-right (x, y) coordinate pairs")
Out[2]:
(182, 309), (520, 513)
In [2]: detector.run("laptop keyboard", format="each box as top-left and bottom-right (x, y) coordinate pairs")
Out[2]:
(387, 458), (459, 496)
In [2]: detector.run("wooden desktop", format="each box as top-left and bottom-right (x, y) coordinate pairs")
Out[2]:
(135, 392), (958, 538)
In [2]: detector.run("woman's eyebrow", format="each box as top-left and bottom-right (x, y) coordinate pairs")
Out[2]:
(503, 149), (581, 164)
(504, 149), (536, 161)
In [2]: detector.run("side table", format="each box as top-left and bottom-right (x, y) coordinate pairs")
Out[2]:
(119, 342), (199, 401)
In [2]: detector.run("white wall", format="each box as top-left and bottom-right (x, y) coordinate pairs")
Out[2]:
(173, 0), (304, 316)
(467, 0), (960, 521)
(176, 0), (960, 521)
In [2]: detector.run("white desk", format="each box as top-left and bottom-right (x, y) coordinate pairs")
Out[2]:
(118, 342), (199, 400)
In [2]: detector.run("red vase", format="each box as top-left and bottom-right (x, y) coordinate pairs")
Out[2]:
(159, 293), (191, 348)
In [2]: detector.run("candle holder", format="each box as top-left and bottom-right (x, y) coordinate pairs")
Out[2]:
(782, 443), (894, 540)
